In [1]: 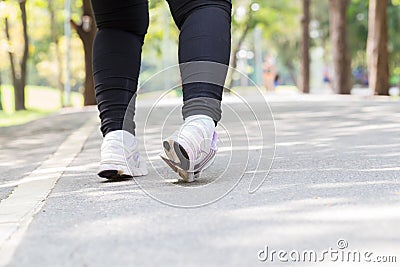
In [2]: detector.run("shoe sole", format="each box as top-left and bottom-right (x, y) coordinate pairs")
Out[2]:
(161, 140), (218, 182)
(162, 140), (199, 182)
(97, 169), (133, 181)
(163, 140), (191, 171)
(159, 154), (200, 182)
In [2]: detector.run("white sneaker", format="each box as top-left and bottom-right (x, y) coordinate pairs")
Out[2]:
(160, 115), (218, 182)
(98, 130), (148, 180)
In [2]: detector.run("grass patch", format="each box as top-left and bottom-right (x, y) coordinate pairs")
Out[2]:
(1, 85), (83, 112)
(0, 109), (54, 127)
(0, 85), (83, 127)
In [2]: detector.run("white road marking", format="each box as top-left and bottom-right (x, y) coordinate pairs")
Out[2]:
(0, 117), (97, 266)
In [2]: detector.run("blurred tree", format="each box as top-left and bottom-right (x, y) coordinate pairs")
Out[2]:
(312, 0), (330, 62)
(0, 72), (2, 111)
(227, 1), (300, 87)
(313, 0), (366, 77)
(329, 0), (352, 94)
(388, 1), (400, 87)
(326, 0), (398, 91)
(140, 0), (179, 89)
(300, 0), (310, 93)
(48, 0), (65, 106)
(32, 0), (85, 98)
(71, 0), (96, 105)
(367, 0), (389, 95)
(4, 0), (29, 110)
(347, 0), (368, 69)
(226, 2), (256, 88)
(263, 3), (300, 86)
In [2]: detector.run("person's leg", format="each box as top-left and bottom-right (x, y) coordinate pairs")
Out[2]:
(166, 0), (232, 123)
(91, 0), (149, 136)
(161, 0), (232, 181)
(91, 0), (149, 179)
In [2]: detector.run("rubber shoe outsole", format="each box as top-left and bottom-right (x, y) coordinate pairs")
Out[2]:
(97, 169), (133, 181)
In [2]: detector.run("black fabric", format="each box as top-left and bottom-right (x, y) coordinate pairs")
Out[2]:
(91, 0), (149, 34)
(92, 29), (144, 136)
(91, 0), (231, 136)
(172, 1), (231, 102)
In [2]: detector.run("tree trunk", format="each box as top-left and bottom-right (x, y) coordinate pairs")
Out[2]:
(226, 4), (254, 90)
(71, 0), (97, 106)
(48, 0), (65, 107)
(300, 0), (311, 94)
(5, 1), (29, 111)
(19, 0), (28, 110)
(286, 61), (298, 87)
(329, 0), (352, 94)
(226, 24), (251, 89)
(367, 0), (389, 96)
(0, 73), (3, 111)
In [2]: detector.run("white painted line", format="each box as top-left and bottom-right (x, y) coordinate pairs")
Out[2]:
(0, 117), (97, 266)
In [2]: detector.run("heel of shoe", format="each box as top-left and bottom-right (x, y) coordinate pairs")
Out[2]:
(160, 154), (199, 182)
(163, 140), (191, 171)
(177, 169), (201, 183)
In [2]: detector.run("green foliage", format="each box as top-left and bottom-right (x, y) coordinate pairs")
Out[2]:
(0, 109), (52, 127)
(388, 1), (400, 78)
(230, 0), (301, 84)
(2, 0), (400, 110)
(311, 0), (400, 84)
(347, 0), (369, 67)
(260, 1), (301, 79)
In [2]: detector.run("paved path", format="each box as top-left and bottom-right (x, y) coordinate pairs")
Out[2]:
(0, 96), (399, 266)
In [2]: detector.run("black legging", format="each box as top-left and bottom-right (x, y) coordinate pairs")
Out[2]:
(91, 0), (232, 136)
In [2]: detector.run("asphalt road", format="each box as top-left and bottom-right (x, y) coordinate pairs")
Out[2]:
(1, 95), (399, 267)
